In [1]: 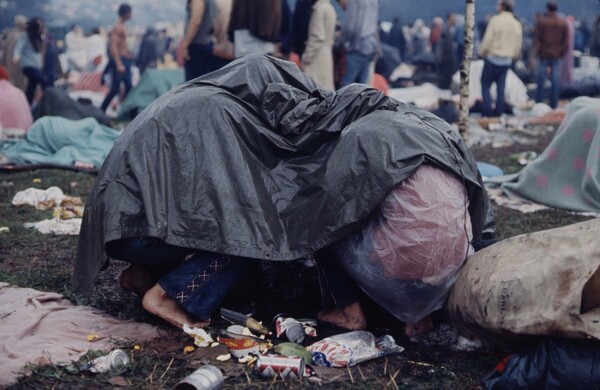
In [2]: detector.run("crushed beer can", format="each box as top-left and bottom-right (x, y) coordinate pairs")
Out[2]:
(82, 349), (130, 373)
(255, 354), (305, 379)
(274, 315), (305, 344)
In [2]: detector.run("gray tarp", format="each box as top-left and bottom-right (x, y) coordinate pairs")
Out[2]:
(73, 55), (491, 297)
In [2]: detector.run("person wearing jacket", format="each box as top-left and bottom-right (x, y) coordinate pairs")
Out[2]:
(533, 1), (569, 109)
(301, 0), (336, 90)
(12, 17), (51, 105)
(336, 0), (379, 87)
(478, 0), (522, 117)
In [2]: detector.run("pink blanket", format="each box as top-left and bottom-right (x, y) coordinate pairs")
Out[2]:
(0, 282), (164, 386)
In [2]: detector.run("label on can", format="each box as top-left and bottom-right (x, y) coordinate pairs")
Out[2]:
(275, 316), (305, 344)
(255, 355), (305, 379)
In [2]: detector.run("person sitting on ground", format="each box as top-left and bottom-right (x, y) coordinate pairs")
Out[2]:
(0, 65), (33, 131)
(73, 55), (490, 330)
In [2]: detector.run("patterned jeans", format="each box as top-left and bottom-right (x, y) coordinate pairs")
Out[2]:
(106, 237), (250, 320)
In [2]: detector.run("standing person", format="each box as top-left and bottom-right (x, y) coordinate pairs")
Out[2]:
(478, 0), (522, 118)
(560, 15), (575, 84)
(389, 16), (407, 62)
(12, 17), (51, 105)
(429, 17), (444, 55)
(437, 13), (458, 90)
(101, 4), (133, 113)
(65, 24), (87, 72)
(533, 1), (568, 109)
(592, 15), (600, 59)
(1, 15), (27, 91)
(410, 19), (430, 60)
(336, 0), (379, 87)
(291, 0), (315, 58)
(182, 0), (219, 81)
(211, 0), (235, 69)
(136, 28), (159, 74)
(301, 0), (336, 90)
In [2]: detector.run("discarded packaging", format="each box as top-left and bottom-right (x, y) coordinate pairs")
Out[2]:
(218, 336), (260, 358)
(183, 324), (214, 347)
(307, 331), (404, 368)
(274, 315), (305, 344)
(82, 349), (130, 373)
(173, 365), (224, 390)
(255, 354), (305, 379)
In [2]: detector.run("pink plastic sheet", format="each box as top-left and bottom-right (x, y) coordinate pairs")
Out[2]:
(334, 164), (473, 323)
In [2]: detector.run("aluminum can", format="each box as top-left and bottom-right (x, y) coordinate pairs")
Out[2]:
(85, 349), (130, 373)
(255, 355), (305, 379)
(173, 365), (224, 390)
(275, 316), (305, 344)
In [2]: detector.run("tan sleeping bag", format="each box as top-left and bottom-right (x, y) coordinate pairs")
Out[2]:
(448, 218), (600, 343)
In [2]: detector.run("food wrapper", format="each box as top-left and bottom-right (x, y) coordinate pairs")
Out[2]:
(307, 331), (403, 367)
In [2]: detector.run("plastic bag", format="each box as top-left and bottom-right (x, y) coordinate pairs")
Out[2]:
(306, 330), (404, 367)
(332, 164), (473, 324)
(483, 339), (600, 389)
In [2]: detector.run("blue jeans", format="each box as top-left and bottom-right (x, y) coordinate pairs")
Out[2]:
(22, 66), (51, 104)
(481, 59), (510, 117)
(535, 59), (561, 109)
(184, 42), (214, 81)
(342, 51), (374, 87)
(106, 237), (251, 320)
(101, 58), (133, 112)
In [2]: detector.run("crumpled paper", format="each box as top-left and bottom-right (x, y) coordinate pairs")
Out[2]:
(24, 218), (82, 235)
(12, 187), (82, 210)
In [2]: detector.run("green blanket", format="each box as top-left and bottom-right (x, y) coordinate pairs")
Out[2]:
(118, 69), (184, 120)
(501, 97), (600, 213)
(0, 116), (120, 168)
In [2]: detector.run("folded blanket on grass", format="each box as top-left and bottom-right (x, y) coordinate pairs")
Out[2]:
(0, 282), (163, 387)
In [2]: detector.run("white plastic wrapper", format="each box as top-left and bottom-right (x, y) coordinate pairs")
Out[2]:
(307, 330), (404, 367)
(333, 164), (473, 324)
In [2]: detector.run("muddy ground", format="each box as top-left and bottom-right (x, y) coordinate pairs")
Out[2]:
(0, 122), (593, 389)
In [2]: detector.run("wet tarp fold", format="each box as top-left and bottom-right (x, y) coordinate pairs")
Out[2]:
(73, 55), (490, 296)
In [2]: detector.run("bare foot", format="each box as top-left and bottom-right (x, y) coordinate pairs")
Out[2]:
(119, 264), (157, 297)
(317, 302), (367, 330)
(404, 315), (434, 337)
(142, 283), (210, 329)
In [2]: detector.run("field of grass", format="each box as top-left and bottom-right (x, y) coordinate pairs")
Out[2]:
(0, 126), (593, 388)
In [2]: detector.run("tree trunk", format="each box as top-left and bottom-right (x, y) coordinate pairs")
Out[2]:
(458, 0), (475, 141)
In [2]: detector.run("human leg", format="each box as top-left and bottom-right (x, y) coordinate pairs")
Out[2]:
(184, 43), (213, 81)
(480, 59), (495, 117)
(106, 237), (196, 295)
(341, 51), (372, 87)
(122, 58), (133, 99)
(22, 67), (43, 104)
(101, 68), (122, 112)
(314, 247), (367, 330)
(549, 59), (561, 109)
(535, 59), (548, 104)
(145, 251), (251, 327)
(494, 65), (509, 117)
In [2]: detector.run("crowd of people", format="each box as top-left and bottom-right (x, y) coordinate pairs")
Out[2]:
(1, 0), (599, 124)
(1, 0), (600, 335)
